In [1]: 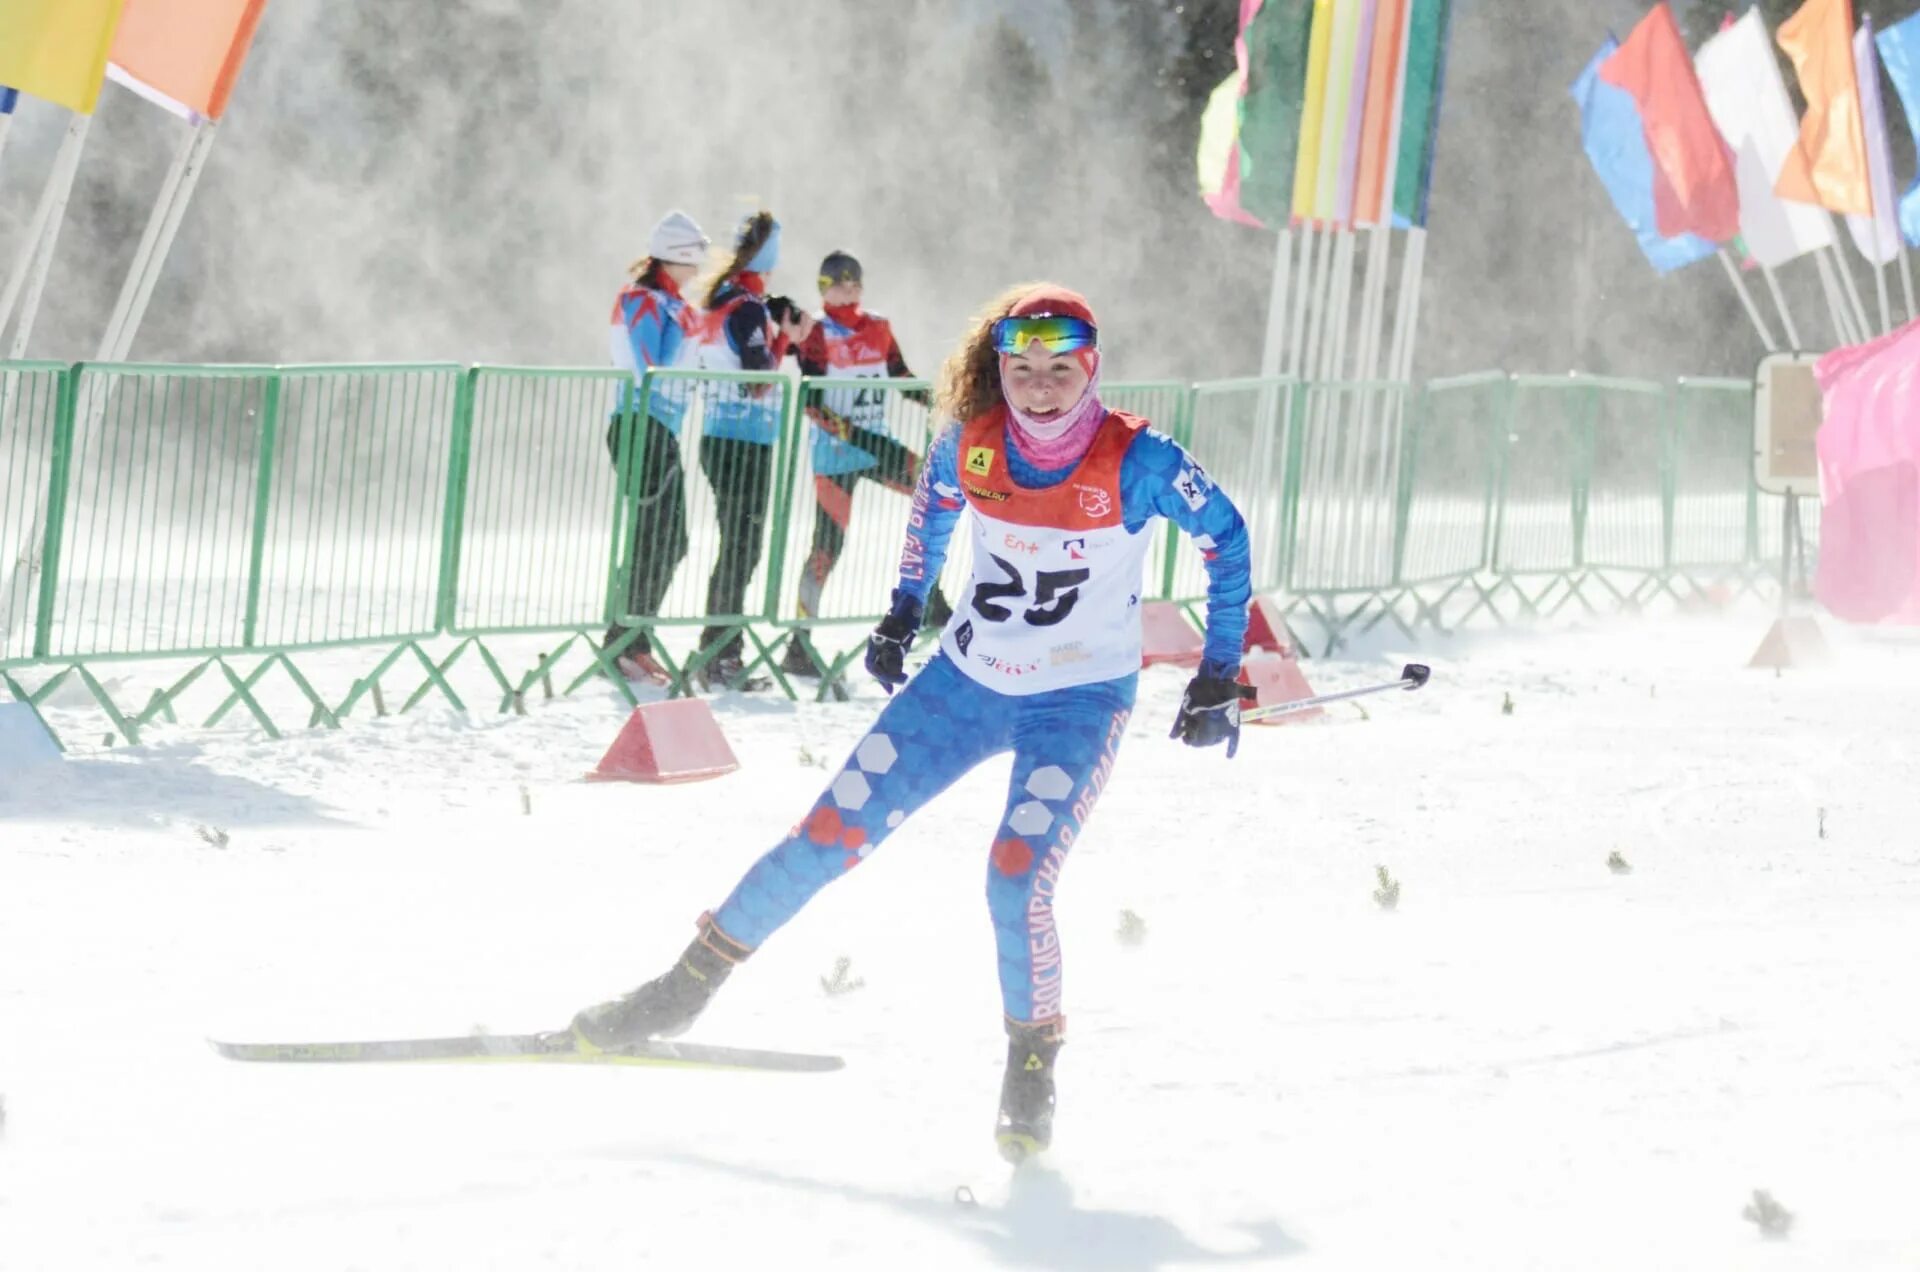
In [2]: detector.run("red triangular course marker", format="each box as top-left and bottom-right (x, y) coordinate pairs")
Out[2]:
(1140, 601), (1206, 668)
(1748, 616), (1830, 670)
(1243, 595), (1296, 658)
(588, 699), (739, 784)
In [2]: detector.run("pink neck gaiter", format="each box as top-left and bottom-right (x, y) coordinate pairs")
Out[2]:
(1003, 355), (1105, 469)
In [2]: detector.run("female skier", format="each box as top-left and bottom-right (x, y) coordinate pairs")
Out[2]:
(781, 249), (951, 677)
(572, 284), (1254, 1162)
(603, 210), (711, 684)
(683, 210), (813, 689)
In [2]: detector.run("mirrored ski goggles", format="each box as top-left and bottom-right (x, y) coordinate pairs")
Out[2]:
(990, 314), (1098, 356)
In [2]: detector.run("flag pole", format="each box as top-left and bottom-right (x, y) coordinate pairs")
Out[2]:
(1, 113), (92, 357)
(1760, 263), (1804, 349)
(1259, 225), (1294, 380)
(1287, 223), (1315, 376)
(1812, 247), (1862, 344)
(102, 118), (219, 363)
(1872, 256), (1892, 334)
(1717, 249), (1779, 351)
(1899, 244), (1918, 323)
(1826, 242), (1874, 336)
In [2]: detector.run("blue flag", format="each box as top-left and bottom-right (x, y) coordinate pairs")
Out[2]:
(1, 85), (19, 114)
(1571, 37), (1717, 275)
(1875, 11), (1920, 248)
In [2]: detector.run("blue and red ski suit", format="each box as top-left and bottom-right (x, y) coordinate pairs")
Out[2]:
(711, 408), (1251, 1026)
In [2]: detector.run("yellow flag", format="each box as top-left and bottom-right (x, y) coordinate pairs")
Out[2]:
(0, 0), (127, 114)
(1290, 0), (1336, 223)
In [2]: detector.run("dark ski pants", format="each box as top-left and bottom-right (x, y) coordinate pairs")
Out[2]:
(607, 413), (688, 655)
(710, 652), (1136, 1025)
(697, 436), (774, 663)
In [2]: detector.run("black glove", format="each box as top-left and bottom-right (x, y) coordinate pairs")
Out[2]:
(1170, 663), (1258, 758)
(865, 590), (923, 695)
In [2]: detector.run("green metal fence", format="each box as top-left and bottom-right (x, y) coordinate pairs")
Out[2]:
(0, 358), (1820, 744)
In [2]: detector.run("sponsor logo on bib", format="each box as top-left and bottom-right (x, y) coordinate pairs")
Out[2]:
(1075, 486), (1112, 517)
(954, 620), (974, 656)
(965, 446), (996, 477)
(965, 483), (1010, 503)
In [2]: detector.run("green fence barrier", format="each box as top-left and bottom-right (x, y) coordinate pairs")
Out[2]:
(1166, 377), (1295, 606)
(0, 361), (68, 662)
(1399, 372), (1501, 590)
(451, 366), (632, 636)
(1287, 379), (1412, 597)
(1, 356), (1838, 745)
(252, 364), (461, 648)
(41, 364), (274, 661)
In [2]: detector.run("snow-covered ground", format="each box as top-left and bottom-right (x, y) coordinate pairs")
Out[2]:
(3, 614), (1918, 1270)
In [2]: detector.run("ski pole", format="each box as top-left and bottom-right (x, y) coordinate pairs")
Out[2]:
(1241, 663), (1431, 723)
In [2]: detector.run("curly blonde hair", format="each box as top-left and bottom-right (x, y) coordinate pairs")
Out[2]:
(934, 282), (1053, 424)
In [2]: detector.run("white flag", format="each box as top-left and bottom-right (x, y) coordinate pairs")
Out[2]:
(1696, 7), (1837, 266)
(1847, 18), (1902, 265)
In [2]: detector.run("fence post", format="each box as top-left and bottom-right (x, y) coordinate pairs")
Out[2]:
(1389, 384), (1422, 588)
(434, 367), (478, 633)
(760, 378), (802, 619)
(1661, 381), (1680, 573)
(30, 363), (79, 659)
(240, 370), (284, 648)
(1484, 375), (1517, 574)
(1571, 381), (1595, 571)
(1278, 382), (1309, 591)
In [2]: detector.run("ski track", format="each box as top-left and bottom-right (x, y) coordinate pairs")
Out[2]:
(3, 614), (1919, 1270)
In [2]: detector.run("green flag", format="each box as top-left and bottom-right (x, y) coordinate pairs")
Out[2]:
(1236, 0), (1316, 227)
(1391, 0), (1452, 226)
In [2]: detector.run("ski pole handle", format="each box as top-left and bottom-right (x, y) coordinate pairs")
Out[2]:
(1240, 663), (1431, 724)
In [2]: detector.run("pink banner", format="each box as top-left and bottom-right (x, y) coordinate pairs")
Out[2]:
(1814, 317), (1920, 624)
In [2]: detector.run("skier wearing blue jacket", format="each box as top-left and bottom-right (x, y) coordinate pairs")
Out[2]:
(572, 284), (1255, 1162)
(604, 211), (710, 684)
(681, 210), (813, 690)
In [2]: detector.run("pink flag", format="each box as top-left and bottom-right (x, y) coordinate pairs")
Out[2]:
(1813, 317), (1920, 624)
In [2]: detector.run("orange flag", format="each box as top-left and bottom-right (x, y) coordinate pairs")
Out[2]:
(107, 0), (266, 119)
(1352, 0), (1408, 226)
(1774, 0), (1871, 215)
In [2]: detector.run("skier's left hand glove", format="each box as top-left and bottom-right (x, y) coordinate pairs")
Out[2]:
(1170, 663), (1258, 758)
(865, 589), (922, 694)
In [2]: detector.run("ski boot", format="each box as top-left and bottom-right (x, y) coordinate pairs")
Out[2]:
(569, 914), (750, 1051)
(696, 652), (769, 693)
(778, 636), (821, 679)
(994, 1018), (1064, 1163)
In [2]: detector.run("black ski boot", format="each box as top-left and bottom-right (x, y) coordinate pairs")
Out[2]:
(569, 914), (750, 1051)
(777, 636), (820, 679)
(995, 1018), (1064, 1163)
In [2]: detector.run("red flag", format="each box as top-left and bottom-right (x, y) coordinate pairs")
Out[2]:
(1599, 2), (1742, 243)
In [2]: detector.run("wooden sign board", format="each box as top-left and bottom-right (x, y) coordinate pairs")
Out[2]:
(1753, 354), (1823, 496)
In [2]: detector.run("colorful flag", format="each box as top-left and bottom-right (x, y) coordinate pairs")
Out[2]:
(1353, 0), (1409, 227)
(1199, 72), (1264, 227)
(1310, 0), (1365, 224)
(1235, 0), (1316, 227)
(1599, 2), (1740, 244)
(1813, 316), (1920, 623)
(1696, 8), (1837, 267)
(1333, 0), (1378, 226)
(1392, 0), (1452, 228)
(107, 0), (266, 120)
(1290, 0), (1336, 223)
(1847, 19), (1901, 265)
(1573, 37), (1718, 274)
(1874, 10), (1920, 246)
(0, 0), (127, 114)
(1775, 0), (1871, 215)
